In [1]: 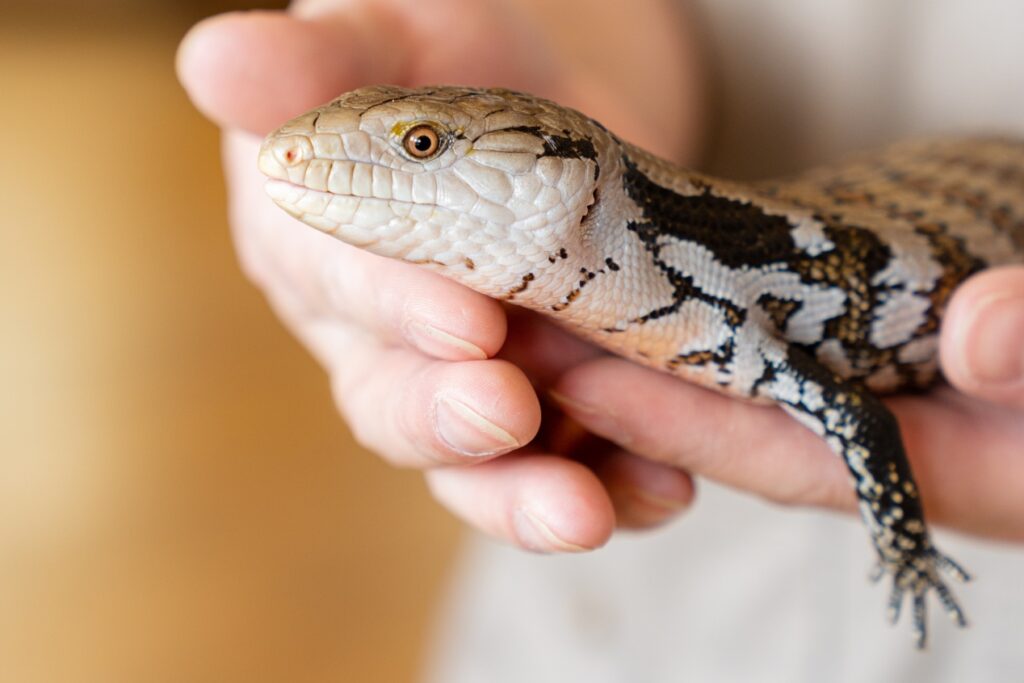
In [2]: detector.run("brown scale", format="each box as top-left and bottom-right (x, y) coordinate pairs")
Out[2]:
(885, 145), (1024, 248)
(667, 350), (716, 369)
(756, 293), (802, 333)
(834, 168), (989, 330)
(912, 221), (985, 334)
(546, 248), (571, 264)
(503, 272), (535, 300)
(917, 143), (1024, 189)
(794, 168), (989, 362)
(745, 183), (905, 379)
(550, 266), (605, 311)
(820, 182), (877, 206)
(794, 218), (896, 375)
(551, 289), (580, 312)
(864, 173), (988, 342)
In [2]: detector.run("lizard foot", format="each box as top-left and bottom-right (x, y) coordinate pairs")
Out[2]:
(869, 547), (970, 649)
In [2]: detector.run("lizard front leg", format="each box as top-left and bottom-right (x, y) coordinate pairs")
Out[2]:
(751, 339), (970, 648)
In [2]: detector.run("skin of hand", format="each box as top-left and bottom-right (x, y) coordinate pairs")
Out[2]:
(178, 0), (1024, 553)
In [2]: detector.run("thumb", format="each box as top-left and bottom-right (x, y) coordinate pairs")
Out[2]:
(940, 265), (1024, 409)
(175, 8), (408, 135)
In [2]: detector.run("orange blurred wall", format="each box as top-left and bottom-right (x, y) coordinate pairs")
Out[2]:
(0, 5), (461, 682)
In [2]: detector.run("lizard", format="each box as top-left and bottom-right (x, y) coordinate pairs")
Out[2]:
(257, 85), (1024, 647)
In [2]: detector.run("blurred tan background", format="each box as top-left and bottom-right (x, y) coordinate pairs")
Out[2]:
(0, 2), (462, 681)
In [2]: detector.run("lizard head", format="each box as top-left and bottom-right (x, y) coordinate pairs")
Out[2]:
(258, 85), (609, 299)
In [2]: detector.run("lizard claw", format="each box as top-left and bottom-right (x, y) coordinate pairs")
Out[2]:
(879, 546), (969, 649)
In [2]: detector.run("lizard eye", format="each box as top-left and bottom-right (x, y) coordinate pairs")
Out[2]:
(402, 124), (442, 159)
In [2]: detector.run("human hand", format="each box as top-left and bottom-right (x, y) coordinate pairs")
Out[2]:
(177, 0), (707, 552)
(550, 266), (1024, 541)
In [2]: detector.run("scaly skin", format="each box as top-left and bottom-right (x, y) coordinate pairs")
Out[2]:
(258, 85), (1024, 647)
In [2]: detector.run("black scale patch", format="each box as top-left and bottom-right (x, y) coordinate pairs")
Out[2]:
(619, 157), (912, 380)
(501, 126), (597, 161)
(618, 155), (971, 639)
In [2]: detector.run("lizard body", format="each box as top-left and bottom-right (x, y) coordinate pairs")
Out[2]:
(258, 85), (1024, 647)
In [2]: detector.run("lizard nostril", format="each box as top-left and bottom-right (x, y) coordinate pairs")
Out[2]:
(278, 145), (302, 166)
(272, 136), (312, 167)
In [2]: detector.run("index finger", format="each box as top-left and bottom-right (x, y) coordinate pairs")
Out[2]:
(177, 8), (406, 135)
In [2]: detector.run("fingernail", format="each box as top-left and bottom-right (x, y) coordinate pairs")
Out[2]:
(513, 508), (590, 553)
(434, 396), (519, 457)
(612, 486), (690, 529)
(628, 487), (691, 513)
(961, 294), (1024, 384)
(548, 390), (598, 414)
(548, 390), (633, 447)
(406, 321), (487, 360)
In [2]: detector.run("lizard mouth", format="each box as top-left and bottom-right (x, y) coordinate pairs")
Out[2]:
(264, 177), (442, 208)
(264, 177), (325, 206)
(262, 178), (453, 253)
